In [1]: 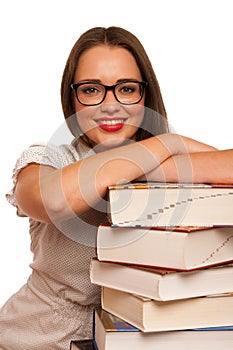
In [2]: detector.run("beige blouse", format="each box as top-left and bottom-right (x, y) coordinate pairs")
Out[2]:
(0, 138), (107, 350)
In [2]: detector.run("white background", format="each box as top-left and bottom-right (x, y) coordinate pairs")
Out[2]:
(1, 0), (233, 306)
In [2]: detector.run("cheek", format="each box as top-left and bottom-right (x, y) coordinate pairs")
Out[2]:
(75, 106), (97, 134)
(127, 104), (145, 127)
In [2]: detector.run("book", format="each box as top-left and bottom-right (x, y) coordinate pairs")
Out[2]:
(96, 224), (233, 270)
(90, 258), (233, 301)
(70, 339), (97, 350)
(94, 306), (233, 350)
(107, 182), (233, 227)
(101, 286), (233, 332)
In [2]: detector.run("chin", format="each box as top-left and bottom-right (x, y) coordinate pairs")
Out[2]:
(93, 137), (134, 152)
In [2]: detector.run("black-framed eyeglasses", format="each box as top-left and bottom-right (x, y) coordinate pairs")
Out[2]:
(71, 80), (148, 106)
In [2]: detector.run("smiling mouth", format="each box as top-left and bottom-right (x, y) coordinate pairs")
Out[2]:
(94, 118), (127, 132)
(95, 118), (127, 125)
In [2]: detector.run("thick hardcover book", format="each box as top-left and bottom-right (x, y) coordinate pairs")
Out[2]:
(96, 224), (233, 270)
(94, 307), (233, 350)
(90, 258), (233, 301)
(101, 287), (233, 332)
(107, 182), (233, 227)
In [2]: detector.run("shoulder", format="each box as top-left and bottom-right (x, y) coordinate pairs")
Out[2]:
(15, 138), (95, 169)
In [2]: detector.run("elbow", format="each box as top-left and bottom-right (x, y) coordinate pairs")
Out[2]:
(15, 181), (72, 223)
(37, 184), (76, 223)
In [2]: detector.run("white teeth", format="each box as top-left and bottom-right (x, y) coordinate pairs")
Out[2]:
(98, 119), (124, 125)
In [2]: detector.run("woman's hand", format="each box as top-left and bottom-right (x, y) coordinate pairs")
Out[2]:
(139, 135), (233, 184)
(156, 133), (218, 155)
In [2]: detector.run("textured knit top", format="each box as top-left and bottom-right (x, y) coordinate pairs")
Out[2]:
(0, 138), (107, 350)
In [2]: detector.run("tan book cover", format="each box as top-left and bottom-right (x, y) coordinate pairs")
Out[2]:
(107, 182), (233, 227)
(90, 258), (233, 300)
(96, 225), (233, 270)
(101, 287), (233, 332)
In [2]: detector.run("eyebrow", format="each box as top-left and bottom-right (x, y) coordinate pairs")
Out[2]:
(75, 78), (142, 84)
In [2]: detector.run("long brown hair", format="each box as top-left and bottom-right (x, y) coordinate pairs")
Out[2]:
(61, 26), (168, 140)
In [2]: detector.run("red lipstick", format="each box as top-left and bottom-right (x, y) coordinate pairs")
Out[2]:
(95, 118), (126, 132)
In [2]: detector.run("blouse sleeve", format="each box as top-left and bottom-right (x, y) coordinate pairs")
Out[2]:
(6, 143), (72, 217)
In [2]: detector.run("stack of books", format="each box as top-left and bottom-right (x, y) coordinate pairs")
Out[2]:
(72, 182), (233, 349)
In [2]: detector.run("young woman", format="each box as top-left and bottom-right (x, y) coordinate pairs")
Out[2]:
(1, 26), (232, 350)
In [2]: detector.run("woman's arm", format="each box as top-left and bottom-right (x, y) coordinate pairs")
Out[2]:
(144, 149), (233, 184)
(14, 134), (221, 223)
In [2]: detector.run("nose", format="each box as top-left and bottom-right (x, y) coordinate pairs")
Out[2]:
(103, 88), (118, 103)
(100, 89), (121, 113)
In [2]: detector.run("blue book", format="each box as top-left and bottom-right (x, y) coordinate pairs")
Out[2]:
(193, 325), (233, 331)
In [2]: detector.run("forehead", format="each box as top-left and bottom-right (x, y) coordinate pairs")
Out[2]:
(74, 45), (142, 81)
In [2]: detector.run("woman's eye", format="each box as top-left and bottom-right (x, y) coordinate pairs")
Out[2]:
(82, 87), (99, 94)
(120, 86), (135, 94)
